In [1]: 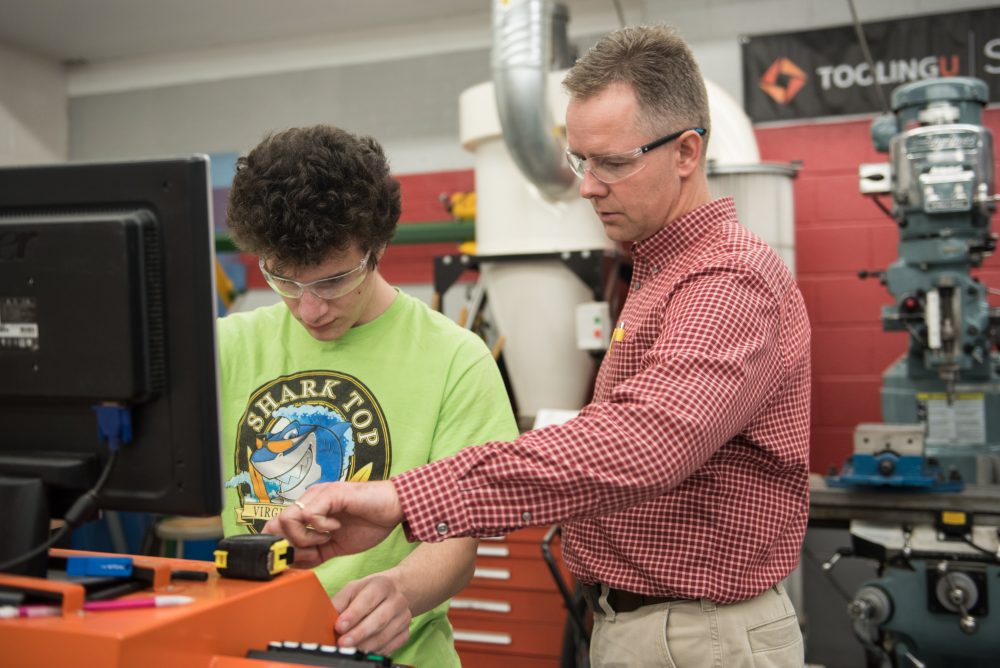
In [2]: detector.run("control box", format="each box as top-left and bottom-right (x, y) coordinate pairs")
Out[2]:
(575, 301), (611, 351)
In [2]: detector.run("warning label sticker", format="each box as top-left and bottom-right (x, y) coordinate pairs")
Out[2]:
(917, 393), (986, 446)
(0, 297), (40, 351)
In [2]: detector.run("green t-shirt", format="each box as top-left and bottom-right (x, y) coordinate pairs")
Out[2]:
(217, 290), (518, 667)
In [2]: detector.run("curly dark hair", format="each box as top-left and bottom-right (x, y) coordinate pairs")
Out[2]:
(226, 125), (401, 269)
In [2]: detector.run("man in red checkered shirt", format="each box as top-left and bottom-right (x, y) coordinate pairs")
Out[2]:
(266, 24), (810, 667)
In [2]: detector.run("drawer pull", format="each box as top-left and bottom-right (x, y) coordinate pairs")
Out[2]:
(473, 567), (511, 580)
(451, 597), (512, 614)
(453, 630), (513, 646)
(476, 545), (510, 557)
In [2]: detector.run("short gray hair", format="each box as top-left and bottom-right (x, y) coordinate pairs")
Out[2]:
(563, 25), (710, 148)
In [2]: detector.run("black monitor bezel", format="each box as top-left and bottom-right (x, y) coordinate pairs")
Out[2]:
(0, 156), (223, 521)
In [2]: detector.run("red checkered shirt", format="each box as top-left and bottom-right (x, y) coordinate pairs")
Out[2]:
(394, 197), (811, 603)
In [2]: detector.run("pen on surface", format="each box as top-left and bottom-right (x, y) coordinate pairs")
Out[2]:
(0, 605), (62, 619)
(82, 595), (195, 612)
(0, 595), (195, 619)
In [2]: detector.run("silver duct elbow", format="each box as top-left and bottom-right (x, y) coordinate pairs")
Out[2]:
(492, 0), (577, 200)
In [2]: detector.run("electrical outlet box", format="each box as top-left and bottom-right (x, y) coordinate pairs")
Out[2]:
(576, 301), (611, 351)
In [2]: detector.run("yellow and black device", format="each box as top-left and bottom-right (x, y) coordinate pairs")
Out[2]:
(214, 534), (294, 580)
(935, 510), (972, 539)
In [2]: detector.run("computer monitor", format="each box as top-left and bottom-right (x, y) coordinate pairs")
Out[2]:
(0, 156), (223, 577)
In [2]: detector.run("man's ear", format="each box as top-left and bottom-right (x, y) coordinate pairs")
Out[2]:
(675, 130), (704, 178)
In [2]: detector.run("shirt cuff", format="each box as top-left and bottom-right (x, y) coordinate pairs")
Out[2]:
(392, 457), (471, 543)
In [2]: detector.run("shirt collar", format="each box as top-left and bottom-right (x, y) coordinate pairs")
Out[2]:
(631, 197), (737, 266)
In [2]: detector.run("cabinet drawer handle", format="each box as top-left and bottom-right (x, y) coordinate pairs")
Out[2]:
(476, 545), (510, 557)
(473, 567), (510, 580)
(451, 597), (512, 614)
(453, 630), (513, 646)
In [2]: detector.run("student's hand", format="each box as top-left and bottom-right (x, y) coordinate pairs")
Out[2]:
(263, 480), (404, 567)
(331, 573), (411, 655)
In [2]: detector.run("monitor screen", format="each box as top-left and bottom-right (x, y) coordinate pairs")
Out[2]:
(0, 156), (223, 576)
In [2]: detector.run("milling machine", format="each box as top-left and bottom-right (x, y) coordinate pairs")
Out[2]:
(822, 77), (1000, 667)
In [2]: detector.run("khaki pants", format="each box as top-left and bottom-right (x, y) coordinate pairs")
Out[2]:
(589, 583), (803, 668)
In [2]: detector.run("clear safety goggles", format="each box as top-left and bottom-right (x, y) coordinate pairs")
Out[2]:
(565, 127), (706, 184)
(259, 252), (371, 300)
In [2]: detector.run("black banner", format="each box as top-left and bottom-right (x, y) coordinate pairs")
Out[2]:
(742, 8), (1000, 123)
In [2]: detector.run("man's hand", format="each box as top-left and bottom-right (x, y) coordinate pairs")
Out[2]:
(331, 573), (412, 655)
(262, 480), (404, 567)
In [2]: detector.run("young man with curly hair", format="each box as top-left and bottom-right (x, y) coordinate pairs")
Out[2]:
(217, 125), (517, 667)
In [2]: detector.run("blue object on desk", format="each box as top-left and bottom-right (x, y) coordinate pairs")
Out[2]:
(826, 452), (964, 492)
(66, 556), (134, 578)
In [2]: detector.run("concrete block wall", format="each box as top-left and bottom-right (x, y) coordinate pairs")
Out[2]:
(68, 48), (491, 175)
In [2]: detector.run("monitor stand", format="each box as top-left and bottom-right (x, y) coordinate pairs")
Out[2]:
(0, 476), (50, 578)
(0, 451), (100, 579)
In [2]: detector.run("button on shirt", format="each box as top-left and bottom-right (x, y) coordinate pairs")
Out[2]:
(395, 198), (811, 604)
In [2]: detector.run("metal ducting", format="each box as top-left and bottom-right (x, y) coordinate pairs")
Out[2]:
(491, 0), (577, 200)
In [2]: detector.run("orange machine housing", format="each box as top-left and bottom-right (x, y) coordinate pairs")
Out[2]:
(0, 549), (338, 667)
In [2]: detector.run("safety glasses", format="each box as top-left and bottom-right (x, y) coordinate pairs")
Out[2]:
(565, 127), (706, 184)
(258, 252), (371, 300)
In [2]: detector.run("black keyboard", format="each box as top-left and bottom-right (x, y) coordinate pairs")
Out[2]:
(245, 641), (412, 667)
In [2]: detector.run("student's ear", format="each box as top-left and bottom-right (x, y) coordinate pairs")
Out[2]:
(675, 130), (704, 178)
(373, 244), (387, 264)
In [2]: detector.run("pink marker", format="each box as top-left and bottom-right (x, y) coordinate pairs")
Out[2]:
(0, 605), (62, 619)
(82, 595), (195, 612)
(0, 595), (194, 619)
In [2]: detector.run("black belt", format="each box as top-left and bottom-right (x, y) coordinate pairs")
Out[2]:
(580, 583), (687, 614)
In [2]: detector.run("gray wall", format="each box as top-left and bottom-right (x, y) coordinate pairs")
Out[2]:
(69, 48), (492, 173)
(0, 41), (67, 165)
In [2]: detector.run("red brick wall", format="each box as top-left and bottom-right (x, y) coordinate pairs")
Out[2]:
(380, 168), (476, 286)
(241, 168), (475, 289)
